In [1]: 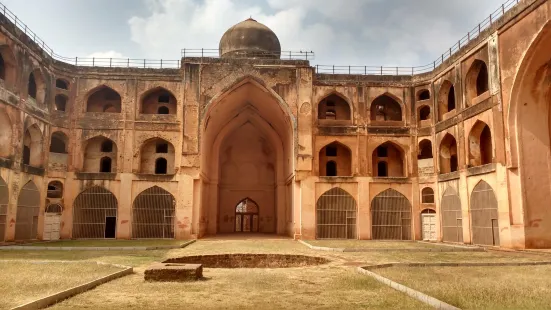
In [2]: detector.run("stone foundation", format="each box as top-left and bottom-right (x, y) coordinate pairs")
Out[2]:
(144, 263), (203, 282)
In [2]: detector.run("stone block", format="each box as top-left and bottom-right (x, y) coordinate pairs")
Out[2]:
(144, 263), (203, 282)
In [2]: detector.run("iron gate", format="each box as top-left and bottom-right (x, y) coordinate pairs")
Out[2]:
(0, 177), (8, 241)
(471, 181), (499, 246)
(316, 188), (357, 239)
(15, 181), (40, 240)
(73, 186), (118, 239)
(371, 189), (412, 240)
(132, 186), (175, 239)
(441, 187), (463, 243)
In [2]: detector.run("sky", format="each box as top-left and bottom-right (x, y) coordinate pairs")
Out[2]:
(1, 0), (508, 67)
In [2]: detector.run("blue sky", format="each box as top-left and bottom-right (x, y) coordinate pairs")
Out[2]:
(2, 0), (507, 66)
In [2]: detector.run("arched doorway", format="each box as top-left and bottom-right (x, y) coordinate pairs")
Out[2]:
(371, 189), (412, 240)
(73, 186), (118, 239)
(234, 198), (259, 233)
(0, 176), (8, 241)
(421, 209), (437, 241)
(316, 188), (357, 239)
(441, 187), (463, 243)
(200, 79), (294, 236)
(470, 181), (499, 246)
(132, 186), (175, 239)
(15, 181), (40, 241)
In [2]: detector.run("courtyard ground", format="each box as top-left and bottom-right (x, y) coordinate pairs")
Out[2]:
(0, 239), (549, 309)
(25, 239), (185, 247)
(305, 240), (458, 249)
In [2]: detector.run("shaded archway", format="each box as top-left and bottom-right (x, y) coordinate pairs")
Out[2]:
(0, 176), (8, 241)
(319, 142), (352, 177)
(139, 138), (175, 174)
(441, 187), (463, 243)
(0, 109), (12, 158)
(465, 59), (489, 104)
(22, 125), (43, 167)
(317, 93), (351, 121)
(468, 121), (493, 167)
(200, 78), (294, 236)
(316, 188), (356, 239)
(50, 131), (68, 154)
(15, 181), (40, 241)
(73, 186), (118, 239)
(47, 181), (63, 199)
(439, 134), (458, 173)
(55, 79), (69, 90)
(140, 87), (177, 115)
(418, 105), (431, 123)
(0, 45), (17, 88)
(83, 136), (117, 173)
(372, 142), (405, 177)
(371, 189), (412, 240)
(470, 181), (499, 246)
(438, 80), (456, 121)
(235, 198), (260, 233)
(132, 186), (175, 238)
(54, 94), (67, 112)
(417, 89), (430, 101)
(370, 94), (402, 122)
(86, 86), (121, 113)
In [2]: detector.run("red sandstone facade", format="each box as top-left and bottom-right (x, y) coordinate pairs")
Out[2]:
(0, 0), (550, 248)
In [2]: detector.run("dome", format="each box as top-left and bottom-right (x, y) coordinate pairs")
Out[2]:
(219, 18), (281, 59)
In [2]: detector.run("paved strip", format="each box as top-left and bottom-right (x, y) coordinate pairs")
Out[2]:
(298, 240), (484, 252)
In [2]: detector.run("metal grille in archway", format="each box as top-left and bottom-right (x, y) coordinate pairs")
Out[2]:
(235, 198), (259, 233)
(371, 189), (412, 240)
(471, 181), (499, 246)
(15, 181), (40, 240)
(316, 188), (357, 239)
(132, 186), (175, 239)
(73, 186), (118, 239)
(441, 187), (463, 243)
(0, 177), (8, 241)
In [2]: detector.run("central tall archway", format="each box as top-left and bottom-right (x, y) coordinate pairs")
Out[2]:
(199, 78), (294, 236)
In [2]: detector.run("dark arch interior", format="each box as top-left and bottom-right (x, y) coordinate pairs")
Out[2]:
(100, 157), (112, 173)
(56, 79), (69, 90)
(155, 158), (168, 174)
(55, 95), (67, 112)
(419, 106), (431, 121)
(28, 72), (37, 99)
(447, 86), (456, 112)
(476, 63), (489, 96)
(418, 90), (430, 101)
(101, 140), (113, 153)
(317, 94), (351, 121)
(371, 95), (402, 121)
(326, 161), (337, 177)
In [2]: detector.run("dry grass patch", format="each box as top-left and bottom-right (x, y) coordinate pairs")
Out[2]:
(27, 240), (184, 247)
(51, 266), (430, 309)
(376, 265), (551, 309)
(306, 240), (443, 249)
(0, 261), (122, 310)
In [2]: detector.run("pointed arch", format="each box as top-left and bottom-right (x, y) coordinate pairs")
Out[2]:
(439, 133), (458, 173)
(417, 89), (431, 101)
(47, 181), (64, 198)
(0, 44), (17, 88)
(15, 181), (40, 240)
(372, 141), (405, 177)
(22, 124), (43, 167)
(316, 188), (357, 239)
(27, 68), (47, 105)
(0, 176), (8, 241)
(54, 94), (68, 112)
(0, 108), (12, 158)
(86, 85), (122, 113)
(83, 136), (118, 173)
(140, 138), (175, 174)
(371, 189), (412, 240)
(470, 181), (499, 246)
(421, 187), (435, 204)
(418, 105), (431, 122)
(441, 187), (463, 243)
(465, 59), (489, 104)
(50, 131), (68, 154)
(317, 92), (352, 121)
(140, 86), (177, 115)
(319, 141), (352, 177)
(235, 198), (260, 233)
(73, 186), (118, 239)
(468, 120), (493, 167)
(438, 80), (456, 121)
(370, 93), (403, 122)
(132, 186), (175, 238)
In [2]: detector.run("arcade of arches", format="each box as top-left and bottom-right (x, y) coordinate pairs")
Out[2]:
(1, 1), (551, 250)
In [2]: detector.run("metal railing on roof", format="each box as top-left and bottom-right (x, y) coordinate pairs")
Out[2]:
(314, 0), (520, 76)
(181, 48), (315, 60)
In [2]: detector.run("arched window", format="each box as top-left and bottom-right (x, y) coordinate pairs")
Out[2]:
(0, 53), (5, 81)
(0, 110), (12, 159)
(418, 89), (430, 101)
(418, 140), (433, 160)
(317, 94), (351, 121)
(466, 60), (489, 104)
(326, 161), (337, 177)
(419, 106), (431, 121)
(22, 125), (43, 167)
(468, 121), (493, 167)
(140, 87), (176, 115)
(438, 81), (456, 121)
(235, 198), (260, 233)
(49, 132), (68, 154)
(56, 79), (69, 90)
(372, 142), (404, 177)
(319, 142), (352, 177)
(47, 181), (64, 198)
(155, 158), (168, 174)
(421, 188), (434, 203)
(101, 140), (113, 153)
(157, 106), (169, 114)
(377, 161), (388, 177)
(86, 86), (122, 113)
(100, 157), (112, 173)
(28, 72), (37, 99)
(440, 134), (458, 173)
(0, 46), (16, 88)
(54, 95), (67, 112)
(370, 94), (402, 122)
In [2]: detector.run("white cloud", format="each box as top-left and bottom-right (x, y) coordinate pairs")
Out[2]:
(87, 51), (125, 59)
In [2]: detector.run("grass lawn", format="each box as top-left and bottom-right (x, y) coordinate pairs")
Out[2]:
(0, 261), (122, 310)
(26, 239), (185, 247)
(376, 265), (551, 309)
(306, 240), (445, 249)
